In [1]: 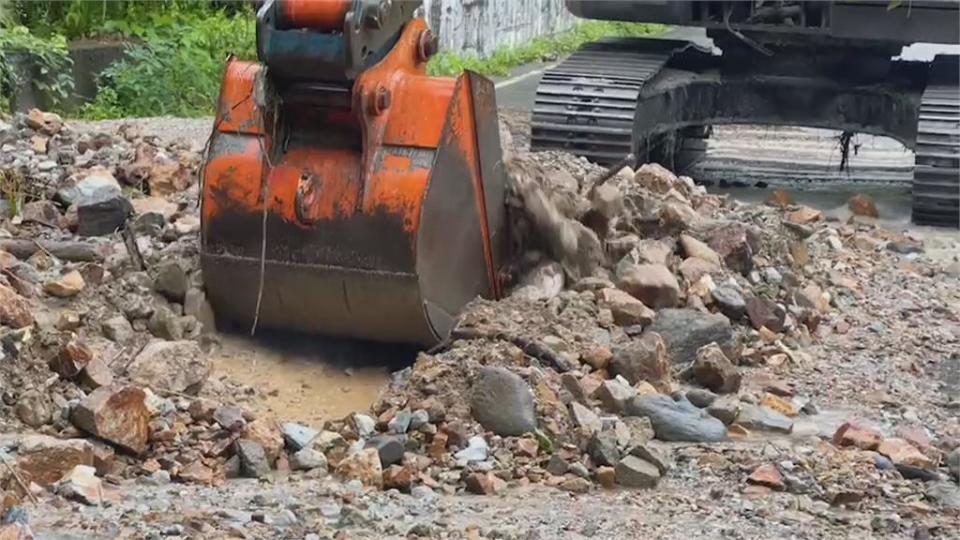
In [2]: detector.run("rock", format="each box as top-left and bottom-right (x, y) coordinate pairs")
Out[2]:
(214, 406), (246, 431)
(49, 338), (93, 378)
(847, 194), (878, 218)
(281, 423), (318, 451)
(546, 454), (569, 476)
(948, 448), (960, 479)
(57, 465), (102, 505)
(336, 448), (383, 487)
(351, 413), (377, 438)
(76, 194), (133, 237)
(628, 441), (672, 474)
(617, 264), (680, 309)
(569, 402), (602, 436)
(595, 377), (637, 415)
(242, 418), (284, 464)
(787, 206), (822, 224)
(236, 440), (271, 478)
(691, 343), (741, 394)
(512, 261), (564, 301)
(126, 340), (209, 394)
(178, 460), (214, 484)
(587, 431), (620, 466)
(291, 448), (328, 471)
(58, 166), (120, 207)
(101, 315), (134, 342)
(131, 196), (177, 220)
(26, 109), (62, 135)
(626, 394), (727, 442)
(387, 409), (412, 434)
(154, 262), (188, 303)
(21, 200), (61, 227)
(759, 393), (797, 417)
(615, 455), (661, 488)
(71, 385), (150, 454)
(465, 472), (504, 495)
(14, 390), (52, 428)
(0, 283), (32, 328)
(609, 332), (671, 391)
(878, 438), (934, 469)
(470, 367), (536, 436)
(366, 435), (405, 467)
(745, 296), (786, 332)
(685, 388), (718, 408)
(736, 404), (793, 434)
(926, 481), (960, 509)
(44, 270), (85, 298)
(647, 309), (737, 365)
(707, 223), (759, 275)
(634, 163), (677, 194)
(680, 234), (721, 266)
(454, 436), (489, 463)
(596, 466), (616, 488)
(560, 477), (592, 493)
(679, 257), (720, 283)
(582, 347), (612, 371)
(634, 239), (673, 266)
(832, 422), (882, 450)
(766, 189), (794, 208)
(382, 464), (414, 491)
(748, 464), (784, 489)
(146, 307), (185, 340)
(14, 436), (93, 487)
(706, 397), (741, 425)
(598, 288), (655, 326)
(710, 286), (746, 320)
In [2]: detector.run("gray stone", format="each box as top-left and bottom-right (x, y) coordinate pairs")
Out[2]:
(711, 286), (746, 320)
(546, 454), (568, 476)
(366, 435), (405, 467)
(569, 462), (590, 479)
(615, 455), (661, 488)
(947, 447), (959, 480)
(587, 431), (620, 467)
(409, 409), (429, 430)
(685, 388), (718, 408)
(290, 447), (328, 471)
(388, 409), (412, 434)
(736, 404), (794, 433)
(706, 397), (741, 425)
(15, 389), (52, 428)
(153, 261), (188, 303)
(927, 481), (960, 509)
(745, 296), (786, 332)
(691, 343), (741, 394)
(470, 367), (537, 436)
(646, 309), (737, 365)
(127, 340), (209, 394)
(214, 406), (246, 431)
(282, 422), (318, 451)
(146, 306), (184, 340)
(622, 416), (655, 447)
(569, 402), (602, 436)
(454, 435), (488, 463)
(561, 372), (588, 403)
(595, 379), (636, 414)
(617, 263), (680, 309)
(352, 413), (376, 438)
(77, 195), (133, 237)
(236, 439), (271, 478)
(58, 167), (120, 206)
(141, 470), (171, 486)
(609, 332), (670, 390)
(626, 394), (728, 442)
(629, 441), (672, 474)
(101, 315), (134, 343)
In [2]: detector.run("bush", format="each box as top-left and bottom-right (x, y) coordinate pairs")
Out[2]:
(0, 25), (74, 111)
(80, 10), (255, 118)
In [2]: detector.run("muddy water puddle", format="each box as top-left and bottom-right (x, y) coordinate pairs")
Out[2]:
(210, 331), (416, 425)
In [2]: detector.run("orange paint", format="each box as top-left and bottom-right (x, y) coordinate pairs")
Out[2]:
(280, 0), (351, 30)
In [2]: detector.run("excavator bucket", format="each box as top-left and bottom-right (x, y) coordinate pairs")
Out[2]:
(200, 17), (506, 346)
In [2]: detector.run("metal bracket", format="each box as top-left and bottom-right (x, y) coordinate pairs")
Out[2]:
(343, 0), (422, 79)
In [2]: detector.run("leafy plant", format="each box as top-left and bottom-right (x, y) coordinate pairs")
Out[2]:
(427, 22), (666, 77)
(0, 168), (24, 218)
(0, 25), (74, 111)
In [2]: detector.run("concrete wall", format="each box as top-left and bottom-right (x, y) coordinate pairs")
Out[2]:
(422, 0), (578, 57)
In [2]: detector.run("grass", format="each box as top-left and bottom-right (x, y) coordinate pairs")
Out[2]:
(427, 21), (667, 78)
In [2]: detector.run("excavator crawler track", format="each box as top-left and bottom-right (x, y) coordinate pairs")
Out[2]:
(530, 39), (690, 165)
(912, 64), (960, 228)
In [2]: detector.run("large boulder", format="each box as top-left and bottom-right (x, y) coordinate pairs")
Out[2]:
(646, 309), (737, 365)
(71, 386), (150, 454)
(691, 343), (741, 394)
(470, 367), (537, 436)
(617, 264), (680, 309)
(598, 288), (655, 327)
(126, 340), (209, 394)
(626, 394), (727, 442)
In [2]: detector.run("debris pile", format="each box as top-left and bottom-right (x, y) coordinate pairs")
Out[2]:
(0, 109), (958, 538)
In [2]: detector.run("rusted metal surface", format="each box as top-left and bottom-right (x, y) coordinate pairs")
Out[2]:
(201, 17), (506, 345)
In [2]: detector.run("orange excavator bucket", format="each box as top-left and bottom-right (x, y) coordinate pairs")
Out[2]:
(200, 10), (506, 346)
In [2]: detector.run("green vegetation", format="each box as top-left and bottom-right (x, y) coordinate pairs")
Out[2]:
(427, 21), (666, 78)
(0, 25), (73, 111)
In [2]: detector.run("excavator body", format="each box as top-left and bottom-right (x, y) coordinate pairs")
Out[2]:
(201, 0), (506, 345)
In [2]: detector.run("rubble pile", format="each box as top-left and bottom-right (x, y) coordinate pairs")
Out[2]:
(0, 109), (957, 538)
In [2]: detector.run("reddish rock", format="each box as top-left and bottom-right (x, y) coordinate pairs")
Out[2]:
(26, 108), (63, 135)
(596, 466), (616, 489)
(335, 448), (382, 488)
(241, 418), (284, 464)
(766, 189), (794, 208)
(582, 347), (612, 371)
(609, 332), (671, 391)
(747, 464), (783, 489)
(44, 270), (85, 298)
(89, 441), (115, 476)
(0, 283), (32, 329)
(49, 338), (93, 378)
(878, 438), (934, 469)
(515, 438), (539, 458)
(832, 422), (882, 450)
(79, 357), (114, 389)
(895, 425), (933, 453)
(617, 264), (680, 310)
(14, 436), (93, 487)
(71, 385), (150, 455)
(178, 460), (214, 484)
(691, 343), (741, 394)
(707, 223), (760, 275)
(745, 296), (785, 332)
(428, 431), (449, 460)
(465, 471), (503, 495)
(382, 464), (414, 491)
(787, 206), (822, 224)
(847, 194), (879, 218)
(598, 288), (655, 327)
